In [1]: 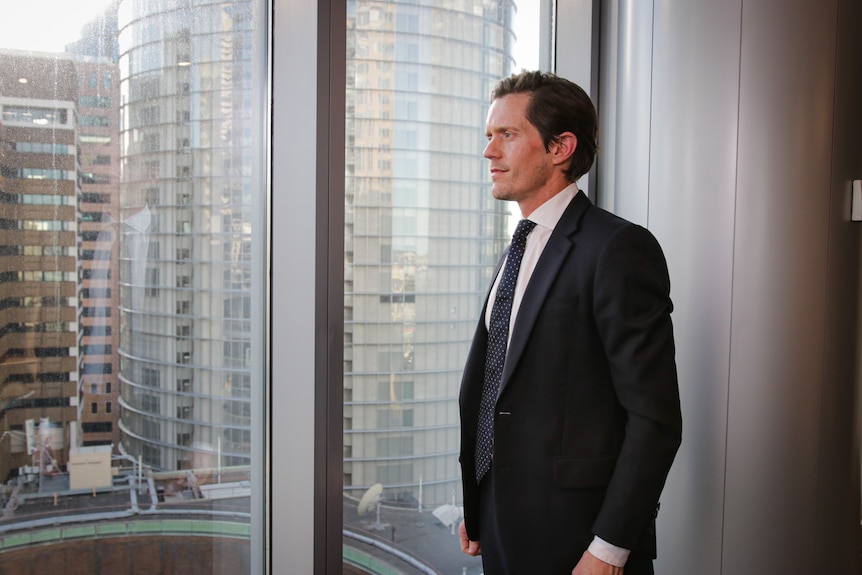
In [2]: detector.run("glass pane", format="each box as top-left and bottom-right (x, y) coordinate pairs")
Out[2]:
(343, 1), (542, 573)
(0, 1), (265, 573)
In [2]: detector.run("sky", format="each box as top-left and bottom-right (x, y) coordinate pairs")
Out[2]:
(0, 1), (113, 53)
(512, 2), (540, 72)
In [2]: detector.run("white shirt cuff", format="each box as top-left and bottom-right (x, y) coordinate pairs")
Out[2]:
(587, 535), (630, 567)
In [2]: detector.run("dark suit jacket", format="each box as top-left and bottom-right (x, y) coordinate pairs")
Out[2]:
(459, 191), (682, 574)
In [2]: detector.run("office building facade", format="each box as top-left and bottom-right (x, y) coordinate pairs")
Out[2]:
(73, 58), (122, 449)
(343, 0), (514, 508)
(0, 51), (80, 482)
(115, 0), (255, 471)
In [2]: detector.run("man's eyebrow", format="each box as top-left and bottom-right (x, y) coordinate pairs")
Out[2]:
(486, 125), (518, 134)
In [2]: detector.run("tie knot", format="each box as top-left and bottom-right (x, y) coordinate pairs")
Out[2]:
(513, 219), (536, 243)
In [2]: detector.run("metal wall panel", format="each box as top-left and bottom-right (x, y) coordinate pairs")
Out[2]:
(816, 0), (862, 565)
(646, 1), (743, 573)
(601, 0), (653, 224)
(726, 1), (837, 572)
(271, 0), (320, 573)
(586, 0), (861, 573)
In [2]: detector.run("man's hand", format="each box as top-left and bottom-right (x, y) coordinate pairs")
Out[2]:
(572, 550), (623, 575)
(458, 520), (481, 556)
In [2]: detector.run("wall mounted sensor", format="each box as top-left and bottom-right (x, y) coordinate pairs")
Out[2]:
(853, 180), (862, 221)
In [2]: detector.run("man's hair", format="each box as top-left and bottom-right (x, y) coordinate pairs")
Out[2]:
(492, 70), (598, 182)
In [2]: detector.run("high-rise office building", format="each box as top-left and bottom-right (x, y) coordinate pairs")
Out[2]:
(115, 0), (255, 471)
(343, 0), (514, 508)
(72, 57), (121, 450)
(0, 50), (80, 482)
(66, 0), (123, 453)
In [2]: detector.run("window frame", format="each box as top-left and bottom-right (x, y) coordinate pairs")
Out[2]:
(270, 0), (345, 573)
(267, 1), (581, 573)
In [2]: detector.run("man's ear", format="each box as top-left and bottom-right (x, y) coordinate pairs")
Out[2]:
(550, 132), (577, 168)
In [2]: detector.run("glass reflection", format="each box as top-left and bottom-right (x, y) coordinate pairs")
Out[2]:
(343, 1), (524, 573)
(0, 1), (260, 573)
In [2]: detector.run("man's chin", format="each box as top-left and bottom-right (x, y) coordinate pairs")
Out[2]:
(491, 186), (513, 202)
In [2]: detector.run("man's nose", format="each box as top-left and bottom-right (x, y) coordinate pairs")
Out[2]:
(483, 138), (497, 158)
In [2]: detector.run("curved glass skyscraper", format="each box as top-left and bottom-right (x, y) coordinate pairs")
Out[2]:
(116, 0), (254, 471)
(343, 0), (514, 509)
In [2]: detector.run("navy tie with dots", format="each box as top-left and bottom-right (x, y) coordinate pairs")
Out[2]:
(475, 218), (536, 484)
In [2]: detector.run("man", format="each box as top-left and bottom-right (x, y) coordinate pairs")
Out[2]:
(458, 71), (682, 574)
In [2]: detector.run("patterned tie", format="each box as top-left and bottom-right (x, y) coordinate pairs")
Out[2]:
(475, 219), (536, 484)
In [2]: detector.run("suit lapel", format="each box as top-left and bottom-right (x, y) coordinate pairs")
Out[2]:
(498, 191), (591, 396)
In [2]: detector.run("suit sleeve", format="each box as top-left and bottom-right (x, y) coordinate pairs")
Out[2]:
(590, 223), (682, 551)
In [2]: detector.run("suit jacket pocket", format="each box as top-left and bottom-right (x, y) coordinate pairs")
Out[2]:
(553, 455), (618, 489)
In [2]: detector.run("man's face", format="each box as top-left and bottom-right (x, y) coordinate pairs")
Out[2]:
(483, 93), (554, 207)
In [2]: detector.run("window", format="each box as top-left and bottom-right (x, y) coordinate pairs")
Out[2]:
(81, 269), (111, 280)
(142, 368), (160, 388)
(145, 187), (160, 205)
(81, 288), (111, 299)
(82, 422), (112, 433)
(81, 211), (108, 222)
(79, 172), (111, 184)
(337, 1), (544, 572)
(80, 192), (111, 203)
(82, 307), (111, 318)
(2, 105), (68, 126)
(145, 268), (159, 296)
(0, 0), (546, 572)
(79, 115), (111, 127)
(82, 344), (112, 355)
(82, 363), (111, 374)
(78, 95), (111, 108)
(79, 135), (111, 145)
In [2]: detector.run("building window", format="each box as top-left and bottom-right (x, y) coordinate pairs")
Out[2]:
(83, 363), (112, 375)
(142, 368), (160, 388)
(79, 115), (111, 127)
(79, 96), (111, 108)
(2, 105), (68, 126)
(145, 268), (159, 296)
(82, 344), (112, 355)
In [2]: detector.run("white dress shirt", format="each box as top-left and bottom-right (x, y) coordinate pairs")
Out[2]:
(484, 183), (630, 568)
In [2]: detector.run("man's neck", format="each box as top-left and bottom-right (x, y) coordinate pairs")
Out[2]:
(517, 180), (576, 218)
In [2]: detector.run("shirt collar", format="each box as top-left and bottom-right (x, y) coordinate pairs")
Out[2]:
(523, 183), (578, 232)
